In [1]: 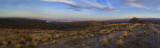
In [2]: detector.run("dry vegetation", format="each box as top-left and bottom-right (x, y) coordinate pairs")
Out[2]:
(0, 23), (160, 48)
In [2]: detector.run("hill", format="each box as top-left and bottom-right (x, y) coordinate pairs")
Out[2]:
(0, 18), (105, 29)
(104, 18), (160, 23)
(0, 18), (54, 29)
(0, 18), (159, 29)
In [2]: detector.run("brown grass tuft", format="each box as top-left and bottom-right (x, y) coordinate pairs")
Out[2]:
(109, 35), (113, 41)
(50, 40), (56, 44)
(72, 36), (78, 42)
(117, 39), (124, 46)
(1, 45), (7, 48)
(90, 34), (94, 37)
(102, 36), (107, 47)
(15, 44), (22, 48)
(54, 34), (60, 39)
(1, 41), (8, 46)
(123, 32), (128, 37)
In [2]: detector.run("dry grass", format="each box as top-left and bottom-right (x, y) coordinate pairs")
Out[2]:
(42, 38), (48, 42)
(81, 43), (86, 47)
(117, 39), (124, 46)
(123, 32), (128, 37)
(109, 35), (113, 41)
(102, 36), (107, 47)
(99, 31), (105, 35)
(90, 34), (94, 37)
(84, 35), (88, 39)
(50, 40), (56, 44)
(11, 40), (18, 46)
(142, 31), (146, 34)
(26, 41), (38, 47)
(15, 44), (22, 48)
(0, 23), (157, 48)
(72, 36), (78, 42)
(54, 34), (60, 39)
(119, 36), (123, 39)
(79, 36), (83, 39)
(1, 41), (8, 46)
(44, 42), (48, 45)
(19, 38), (25, 43)
(1, 45), (7, 48)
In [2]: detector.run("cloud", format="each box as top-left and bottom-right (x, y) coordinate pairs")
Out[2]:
(41, 0), (160, 11)
(41, 0), (117, 11)
(41, 0), (76, 5)
(158, 7), (160, 10)
(120, 0), (150, 9)
(120, 0), (160, 9)
(82, 0), (117, 11)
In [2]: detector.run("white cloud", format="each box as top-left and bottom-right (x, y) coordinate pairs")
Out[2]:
(158, 7), (160, 10)
(129, 2), (150, 9)
(41, 0), (117, 11)
(41, 0), (77, 6)
(121, 0), (150, 9)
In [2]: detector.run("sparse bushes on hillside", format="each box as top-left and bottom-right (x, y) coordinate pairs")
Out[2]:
(129, 17), (139, 23)
(155, 22), (159, 24)
(138, 20), (144, 24)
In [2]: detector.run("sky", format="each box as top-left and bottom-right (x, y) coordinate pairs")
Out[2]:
(0, 0), (160, 21)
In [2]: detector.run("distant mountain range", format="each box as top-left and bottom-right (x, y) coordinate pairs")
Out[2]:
(0, 18), (54, 29)
(104, 18), (160, 23)
(0, 18), (159, 29)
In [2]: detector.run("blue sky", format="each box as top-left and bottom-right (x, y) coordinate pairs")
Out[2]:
(0, 0), (160, 21)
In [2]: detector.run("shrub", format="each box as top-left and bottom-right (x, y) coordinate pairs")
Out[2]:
(119, 36), (123, 39)
(1, 41), (8, 46)
(1, 45), (7, 48)
(109, 35), (113, 41)
(26, 42), (32, 47)
(50, 40), (56, 44)
(70, 33), (77, 36)
(99, 31), (105, 35)
(102, 36), (107, 47)
(128, 28), (133, 32)
(129, 17), (139, 23)
(72, 36), (77, 42)
(79, 36), (83, 40)
(155, 22), (159, 24)
(117, 39), (124, 46)
(32, 41), (38, 47)
(138, 20), (144, 24)
(44, 42), (48, 45)
(19, 38), (25, 43)
(84, 35), (88, 39)
(116, 33), (119, 37)
(90, 34), (94, 37)
(46, 34), (52, 39)
(42, 38), (48, 42)
(81, 43), (86, 47)
(142, 31), (146, 34)
(15, 44), (21, 48)
(11, 40), (18, 46)
(123, 32), (127, 37)
(54, 34), (60, 39)
(26, 41), (38, 47)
